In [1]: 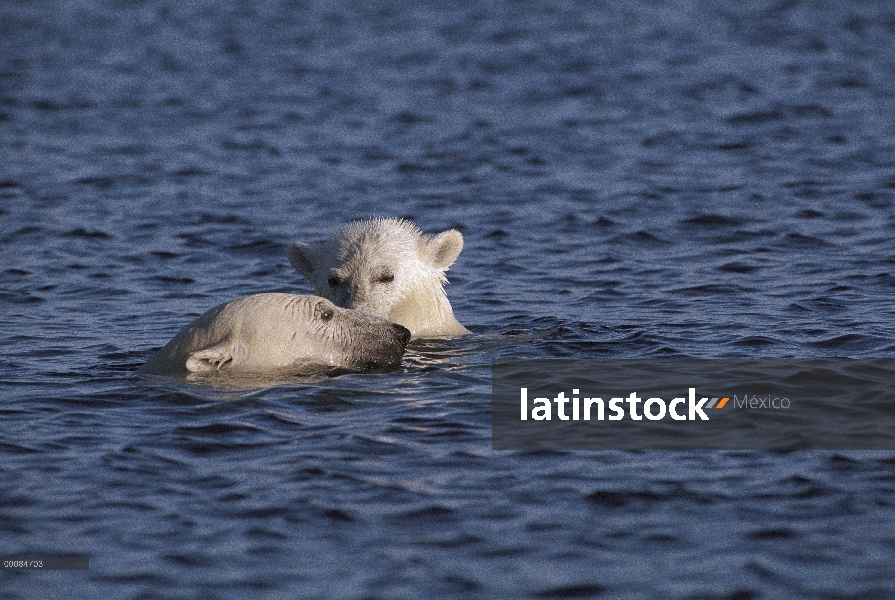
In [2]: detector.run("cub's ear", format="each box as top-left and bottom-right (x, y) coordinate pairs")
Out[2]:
(186, 341), (233, 373)
(288, 242), (317, 278)
(425, 229), (464, 270)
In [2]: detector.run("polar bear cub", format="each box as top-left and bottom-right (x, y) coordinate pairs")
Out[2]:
(138, 293), (411, 377)
(288, 218), (468, 340)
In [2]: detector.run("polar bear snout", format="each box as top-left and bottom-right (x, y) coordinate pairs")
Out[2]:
(351, 322), (410, 371)
(392, 323), (411, 347)
(336, 312), (411, 372)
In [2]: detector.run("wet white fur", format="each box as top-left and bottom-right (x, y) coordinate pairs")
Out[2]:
(138, 293), (409, 377)
(289, 218), (468, 340)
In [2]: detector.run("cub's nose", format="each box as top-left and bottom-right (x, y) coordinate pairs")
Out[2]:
(393, 323), (411, 347)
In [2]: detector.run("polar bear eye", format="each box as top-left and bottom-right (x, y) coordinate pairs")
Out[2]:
(320, 309), (333, 322)
(327, 275), (341, 287)
(376, 272), (394, 284)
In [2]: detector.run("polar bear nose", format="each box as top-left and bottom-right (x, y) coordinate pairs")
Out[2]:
(393, 323), (411, 347)
(349, 281), (366, 303)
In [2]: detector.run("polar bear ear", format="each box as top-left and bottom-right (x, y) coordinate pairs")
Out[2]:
(425, 229), (464, 270)
(186, 342), (233, 373)
(288, 242), (318, 278)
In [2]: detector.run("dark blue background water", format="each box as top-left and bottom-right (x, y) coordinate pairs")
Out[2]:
(3, 1), (895, 598)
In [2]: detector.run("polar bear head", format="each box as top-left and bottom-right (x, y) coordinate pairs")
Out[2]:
(288, 218), (467, 339)
(138, 293), (411, 378)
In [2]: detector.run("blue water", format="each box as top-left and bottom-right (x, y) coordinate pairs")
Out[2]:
(3, 1), (895, 598)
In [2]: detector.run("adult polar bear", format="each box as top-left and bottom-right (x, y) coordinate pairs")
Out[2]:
(138, 294), (411, 377)
(289, 218), (468, 340)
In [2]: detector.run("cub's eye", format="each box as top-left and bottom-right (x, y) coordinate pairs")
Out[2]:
(320, 309), (333, 322)
(377, 273), (394, 284)
(327, 275), (340, 287)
